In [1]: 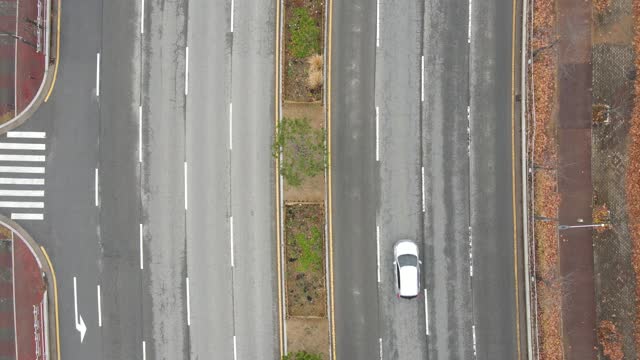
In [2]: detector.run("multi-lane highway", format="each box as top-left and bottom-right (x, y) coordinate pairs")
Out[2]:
(329, 0), (525, 359)
(5, 0), (280, 359)
(0, 0), (527, 358)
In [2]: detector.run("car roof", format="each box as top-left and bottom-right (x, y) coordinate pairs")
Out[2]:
(399, 266), (419, 297)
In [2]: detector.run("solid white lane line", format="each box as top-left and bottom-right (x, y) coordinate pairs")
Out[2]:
(0, 201), (44, 208)
(229, 103), (233, 150)
(0, 154), (45, 162)
(424, 288), (429, 335)
(140, 223), (144, 270)
(142, 341), (146, 360)
(139, 105), (143, 163)
(185, 46), (189, 96)
(0, 178), (44, 185)
(140, 0), (145, 34)
(233, 335), (237, 360)
(0, 143), (45, 150)
(11, 213), (43, 220)
(472, 325), (477, 356)
(95, 168), (99, 206)
(421, 55), (424, 102)
(97, 285), (102, 327)
(375, 106), (379, 161)
(0, 190), (44, 197)
(376, 0), (380, 47)
(0, 166), (45, 173)
(230, 0), (234, 32)
(376, 225), (380, 283)
(186, 277), (191, 326)
(421, 166), (425, 212)
(6, 131), (46, 139)
(230, 216), (234, 267)
(96, 53), (100, 97)
(184, 162), (188, 210)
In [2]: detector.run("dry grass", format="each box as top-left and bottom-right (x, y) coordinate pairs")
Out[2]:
(594, 0), (614, 15)
(598, 320), (624, 360)
(531, 0), (563, 357)
(307, 54), (323, 72)
(306, 70), (323, 90)
(630, 0), (640, 352)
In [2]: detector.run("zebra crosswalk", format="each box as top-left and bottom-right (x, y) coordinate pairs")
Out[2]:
(0, 131), (47, 221)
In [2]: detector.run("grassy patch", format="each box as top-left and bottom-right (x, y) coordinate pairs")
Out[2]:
(285, 203), (326, 317)
(273, 117), (326, 188)
(283, 0), (324, 101)
(292, 227), (322, 272)
(283, 351), (323, 360)
(288, 8), (321, 59)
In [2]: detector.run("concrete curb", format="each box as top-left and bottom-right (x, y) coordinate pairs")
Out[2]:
(0, 215), (59, 360)
(0, 0), (60, 134)
(520, 0), (534, 358)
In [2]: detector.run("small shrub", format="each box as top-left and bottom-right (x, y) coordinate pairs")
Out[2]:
(593, 103), (610, 124)
(283, 351), (323, 360)
(289, 8), (321, 59)
(593, 203), (611, 233)
(307, 69), (323, 90)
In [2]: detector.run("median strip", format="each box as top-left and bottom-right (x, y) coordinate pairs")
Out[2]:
(277, 0), (328, 357)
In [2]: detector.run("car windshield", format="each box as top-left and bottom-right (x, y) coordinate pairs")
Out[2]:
(397, 254), (417, 267)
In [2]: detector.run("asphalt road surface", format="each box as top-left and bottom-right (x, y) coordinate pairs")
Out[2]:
(229, 0), (279, 358)
(4, 0), (280, 359)
(330, 0), (380, 358)
(376, 0), (428, 359)
(422, 0), (474, 358)
(331, 0), (524, 358)
(469, 0), (525, 358)
(185, 0), (234, 358)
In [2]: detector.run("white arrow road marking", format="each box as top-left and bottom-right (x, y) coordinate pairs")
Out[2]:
(73, 277), (87, 342)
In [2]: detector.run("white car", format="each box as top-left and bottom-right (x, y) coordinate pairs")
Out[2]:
(393, 240), (421, 298)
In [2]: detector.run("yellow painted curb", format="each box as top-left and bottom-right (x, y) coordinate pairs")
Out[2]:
(41, 247), (61, 360)
(326, 0), (336, 357)
(44, 0), (62, 102)
(275, 0), (284, 356)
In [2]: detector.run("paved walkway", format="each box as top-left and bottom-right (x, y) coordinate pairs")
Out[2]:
(0, 216), (55, 360)
(0, 0), (52, 127)
(556, 0), (597, 358)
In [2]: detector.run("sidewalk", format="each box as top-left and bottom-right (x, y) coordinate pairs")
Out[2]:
(0, 215), (58, 360)
(0, 0), (58, 132)
(556, 0), (597, 357)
